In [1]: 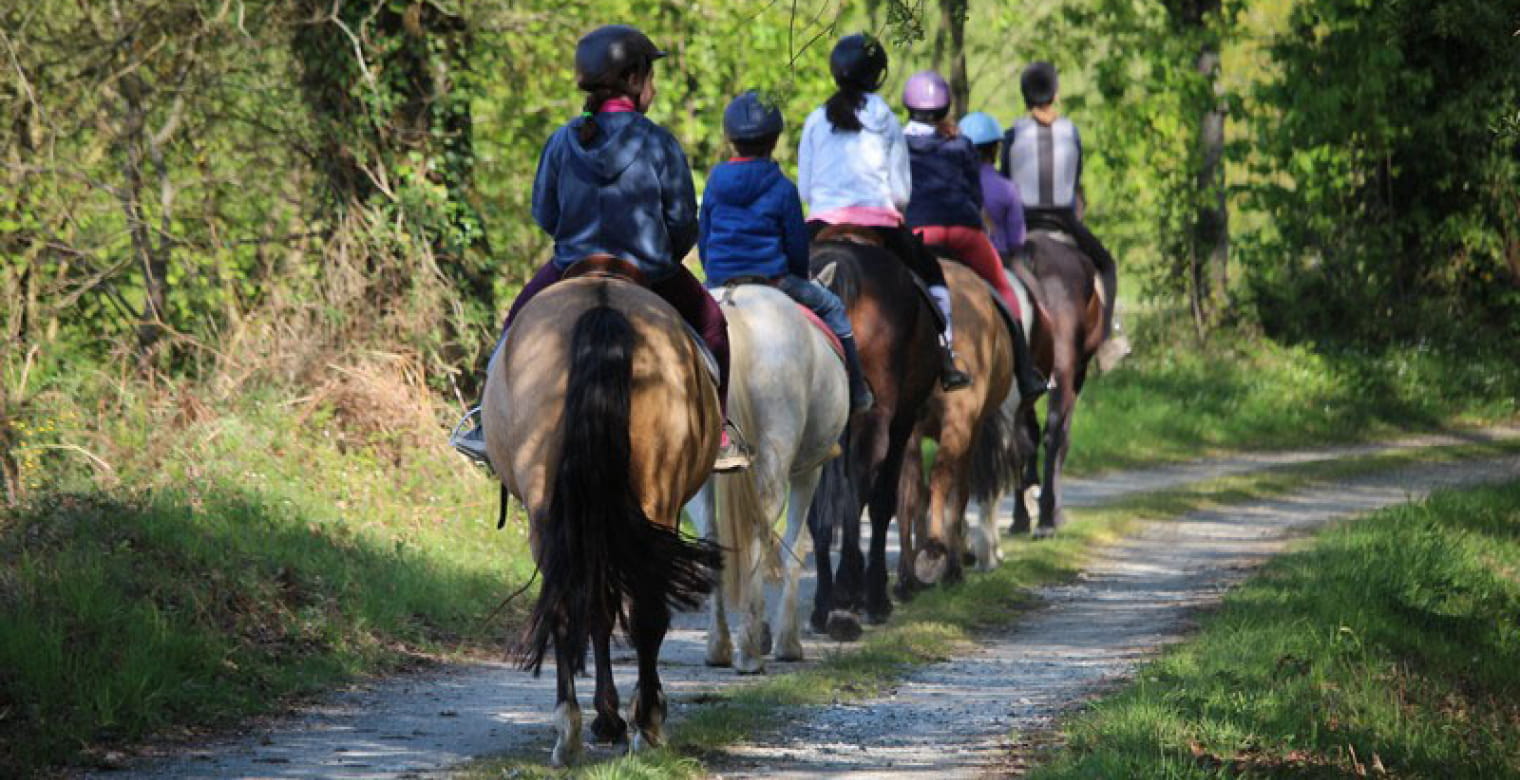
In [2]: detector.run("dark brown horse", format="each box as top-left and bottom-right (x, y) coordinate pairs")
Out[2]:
(1007, 230), (1120, 536)
(481, 275), (721, 765)
(806, 238), (940, 640)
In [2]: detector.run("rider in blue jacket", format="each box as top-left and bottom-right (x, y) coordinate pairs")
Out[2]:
(452, 25), (749, 471)
(699, 91), (874, 414)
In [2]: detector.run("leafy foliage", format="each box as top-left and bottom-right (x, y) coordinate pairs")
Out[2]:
(1241, 0), (1520, 343)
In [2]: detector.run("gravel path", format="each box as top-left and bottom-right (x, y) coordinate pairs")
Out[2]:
(103, 428), (1519, 779)
(708, 452), (1520, 779)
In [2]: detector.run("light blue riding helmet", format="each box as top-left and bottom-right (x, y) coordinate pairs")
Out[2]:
(959, 111), (1002, 147)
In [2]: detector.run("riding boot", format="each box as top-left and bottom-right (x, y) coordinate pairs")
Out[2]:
(939, 345), (972, 392)
(929, 284), (972, 392)
(840, 335), (875, 413)
(1010, 319), (1049, 401)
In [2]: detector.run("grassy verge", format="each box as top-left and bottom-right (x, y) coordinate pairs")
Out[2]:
(460, 438), (1520, 778)
(1064, 320), (1520, 475)
(1027, 478), (1520, 778)
(0, 371), (534, 774)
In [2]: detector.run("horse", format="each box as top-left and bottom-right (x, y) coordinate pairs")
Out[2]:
(1005, 230), (1121, 536)
(686, 282), (849, 674)
(897, 258), (1019, 589)
(481, 269), (722, 766)
(806, 237), (940, 641)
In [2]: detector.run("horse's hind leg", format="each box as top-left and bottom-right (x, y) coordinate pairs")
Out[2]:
(775, 467), (820, 662)
(686, 483), (732, 667)
(550, 633), (583, 767)
(807, 490), (836, 636)
(1009, 404), (1040, 536)
(893, 434), (926, 603)
(865, 421), (913, 623)
(628, 594), (671, 753)
(1039, 369), (1077, 537)
(734, 527), (769, 675)
(589, 623), (626, 743)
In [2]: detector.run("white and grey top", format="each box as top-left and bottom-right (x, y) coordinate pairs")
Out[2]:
(1001, 115), (1082, 211)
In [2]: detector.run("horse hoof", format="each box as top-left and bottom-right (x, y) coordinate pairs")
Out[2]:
(1032, 526), (1057, 540)
(825, 611), (863, 642)
(913, 547), (949, 585)
(774, 640), (804, 662)
(810, 610), (829, 635)
(590, 713), (627, 744)
(734, 655), (766, 676)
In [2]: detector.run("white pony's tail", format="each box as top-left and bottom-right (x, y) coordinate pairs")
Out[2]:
(714, 311), (781, 607)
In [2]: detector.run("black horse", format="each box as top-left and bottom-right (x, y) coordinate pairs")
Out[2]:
(806, 238), (939, 640)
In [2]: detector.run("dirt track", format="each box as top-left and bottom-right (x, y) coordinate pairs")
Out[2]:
(105, 428), (1520, 778)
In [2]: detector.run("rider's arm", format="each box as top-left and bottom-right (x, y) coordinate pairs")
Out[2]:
(660, 130), (700, 262)
(796, 113), (816, 208)
(531, 131), (562, 235)
(885, 113), (912, 212)
(964, 141), (984, 212)
(780, 180), (810, 278)
(697, 176), (714, 266)
(1073, 123), (1086, 219)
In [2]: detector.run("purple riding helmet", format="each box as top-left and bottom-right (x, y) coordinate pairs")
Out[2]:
(902, 70), (951, 112)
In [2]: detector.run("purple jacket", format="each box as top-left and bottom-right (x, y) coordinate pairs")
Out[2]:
(979, 163), (1026, 254)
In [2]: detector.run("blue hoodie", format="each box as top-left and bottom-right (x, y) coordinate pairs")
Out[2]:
(698, 158), (810, 285)
(532, 112), (698, 282)
(904, 127), (984, 229)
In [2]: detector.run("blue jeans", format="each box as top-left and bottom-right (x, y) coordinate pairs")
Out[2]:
(777, 274), (853, 341)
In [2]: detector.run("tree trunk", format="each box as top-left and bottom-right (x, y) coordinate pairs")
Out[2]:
(939, 0), (970, 117)
(1196, 46), (1228, 321)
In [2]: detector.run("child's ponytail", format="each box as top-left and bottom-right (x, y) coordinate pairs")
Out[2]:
(825, 86), (867, 133)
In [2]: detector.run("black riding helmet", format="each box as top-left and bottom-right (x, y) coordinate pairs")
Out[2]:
(723, 90), (784, 142)
(1020, 61), (1058, 108)
(575, 24), (668, 92)
(829, 33), (889, 92)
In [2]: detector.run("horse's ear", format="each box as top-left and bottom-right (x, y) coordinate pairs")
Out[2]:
(816, 262), (837, 288)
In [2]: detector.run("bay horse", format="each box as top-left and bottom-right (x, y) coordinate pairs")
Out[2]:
(898, 258), (1017, 589)
(1006, 230), (1120, 536)
(686, 283), (849, 674)
(806, 238), (940, 641)
(481, 271), (721, 766)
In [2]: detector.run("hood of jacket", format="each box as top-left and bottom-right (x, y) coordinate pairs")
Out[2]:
(563, 113), (650, 184)
(707, 159), (783, 208)
(856, 92), (898, 135)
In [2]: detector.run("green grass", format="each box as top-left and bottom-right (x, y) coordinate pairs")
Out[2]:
(1027, 479), (1520, 778)
(460, 439), (1520, 778)
(0, 376), (533, 774)
(1064, 320), (1520, 475)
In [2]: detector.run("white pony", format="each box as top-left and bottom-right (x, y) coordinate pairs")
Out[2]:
(686, 283), (849, 674)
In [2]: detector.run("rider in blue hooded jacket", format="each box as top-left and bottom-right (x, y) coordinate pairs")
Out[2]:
(451, 25), (749, 471)
(698, 90), (874, 414)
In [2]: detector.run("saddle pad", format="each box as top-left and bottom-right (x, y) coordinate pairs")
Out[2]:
(796, 305), (846, 365)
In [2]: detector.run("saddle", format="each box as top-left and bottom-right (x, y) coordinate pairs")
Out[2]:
(563, 253), (648, 285)
(561, 253), (718, 383)
(714, 277), (846, 365)
(813, 223), (885, 247)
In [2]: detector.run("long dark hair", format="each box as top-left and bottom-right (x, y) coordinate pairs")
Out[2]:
(576, 63), (652, 146)
(825, 85), (869, 133)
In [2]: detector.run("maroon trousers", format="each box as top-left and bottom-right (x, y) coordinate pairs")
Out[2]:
(503, 260), (731, 414)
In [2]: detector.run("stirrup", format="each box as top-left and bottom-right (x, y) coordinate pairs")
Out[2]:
(449, 406), (492, 468)
(714, 421), (752, 473)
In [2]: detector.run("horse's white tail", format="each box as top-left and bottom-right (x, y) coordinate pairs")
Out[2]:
(714, 324), (781, 607)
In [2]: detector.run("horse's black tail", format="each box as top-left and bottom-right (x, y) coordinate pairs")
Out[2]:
(807, 419), (860, 558)
(970, 395), (1022, 508)
(517, 303), (721, 676)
